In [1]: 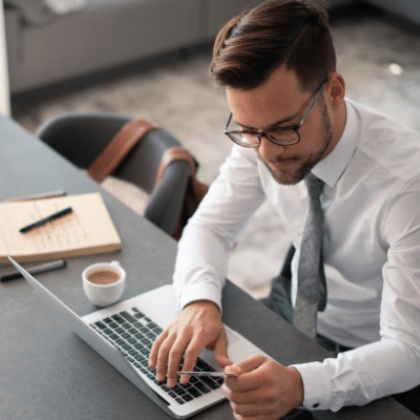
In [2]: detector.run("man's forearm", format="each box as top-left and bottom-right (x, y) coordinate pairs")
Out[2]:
(293, 339), (420, 411)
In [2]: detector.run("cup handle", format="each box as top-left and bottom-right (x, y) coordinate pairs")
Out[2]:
(111, 261), (121, 267)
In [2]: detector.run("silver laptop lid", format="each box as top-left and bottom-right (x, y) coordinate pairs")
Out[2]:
(7, 257), (176, 418)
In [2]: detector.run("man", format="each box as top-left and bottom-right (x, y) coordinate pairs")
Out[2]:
(149, 0), (420, 418)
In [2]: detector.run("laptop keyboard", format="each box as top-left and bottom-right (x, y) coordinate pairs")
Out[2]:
(90, 307), (224, 405)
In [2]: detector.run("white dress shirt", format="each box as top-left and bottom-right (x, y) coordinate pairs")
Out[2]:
(173, 99), (420, 411)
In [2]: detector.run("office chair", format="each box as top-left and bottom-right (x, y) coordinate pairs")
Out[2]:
(36, 113), (191, 238)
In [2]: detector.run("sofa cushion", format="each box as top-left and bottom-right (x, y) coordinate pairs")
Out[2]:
(4, 0), (85, 26)
(6, 0), (204, 94)
(44, 0), (86, 15)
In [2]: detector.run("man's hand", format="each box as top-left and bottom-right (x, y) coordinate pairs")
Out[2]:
(222, 355), (304, 420)
(149, 300), (232, 388)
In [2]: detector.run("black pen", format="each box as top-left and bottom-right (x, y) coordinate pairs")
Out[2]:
(19, 207), (73, 233)
(0, 259), (67, 282)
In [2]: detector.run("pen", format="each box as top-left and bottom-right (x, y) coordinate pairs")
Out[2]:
(5, 190), (67, 202)
(19, 207), (73, 233)
(177, 371), (238, 378)
(0, 259), (67, 282)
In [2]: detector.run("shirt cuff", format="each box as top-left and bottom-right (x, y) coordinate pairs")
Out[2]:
(291, 362), (332, 410)
(178, 283), (222, 312)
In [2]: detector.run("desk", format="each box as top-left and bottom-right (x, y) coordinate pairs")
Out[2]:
(0, 116), (417, 419)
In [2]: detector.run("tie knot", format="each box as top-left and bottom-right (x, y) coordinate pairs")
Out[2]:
(305, 173), (324, 200)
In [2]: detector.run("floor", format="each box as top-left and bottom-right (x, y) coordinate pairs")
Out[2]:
(11, 4), (420, 299)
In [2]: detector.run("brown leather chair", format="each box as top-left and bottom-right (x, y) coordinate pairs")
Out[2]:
(36, 113), (192, 238)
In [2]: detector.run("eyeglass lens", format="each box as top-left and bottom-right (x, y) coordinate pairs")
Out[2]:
(228, 128), (299, 147)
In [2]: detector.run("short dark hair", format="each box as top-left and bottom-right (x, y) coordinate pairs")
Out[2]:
(210, 0), (336, 91)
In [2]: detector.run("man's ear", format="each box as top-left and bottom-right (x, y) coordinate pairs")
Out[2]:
(326, 72), (345, 109)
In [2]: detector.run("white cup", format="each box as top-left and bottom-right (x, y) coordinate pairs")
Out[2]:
(82, 261), (126, 307)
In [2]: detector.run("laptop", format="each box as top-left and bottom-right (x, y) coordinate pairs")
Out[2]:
(8, 257), (269, 419)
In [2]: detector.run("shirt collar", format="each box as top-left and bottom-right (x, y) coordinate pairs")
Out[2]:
(312, 99), (359, 188)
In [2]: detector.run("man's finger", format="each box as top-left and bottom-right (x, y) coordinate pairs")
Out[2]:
(234, 354), (267, 373)
(154, 333), (178, 382)
(213, 332), (233, 368)
(166, 336), (189, 387)
(149, 329), (168, 368)
(178, 337), (204, 384)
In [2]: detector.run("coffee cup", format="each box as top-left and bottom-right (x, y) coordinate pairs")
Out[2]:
(82, 261), (126, 307)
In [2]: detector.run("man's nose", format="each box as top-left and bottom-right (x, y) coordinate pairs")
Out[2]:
(257, 135), (285, 160)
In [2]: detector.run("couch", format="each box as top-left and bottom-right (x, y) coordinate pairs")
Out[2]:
(4, 0), (419, 95)
(4, 0), (259, 94)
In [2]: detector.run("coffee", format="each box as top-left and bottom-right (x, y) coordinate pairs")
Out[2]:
(87, 269), (121, 285)
(82, 261), (126, 306)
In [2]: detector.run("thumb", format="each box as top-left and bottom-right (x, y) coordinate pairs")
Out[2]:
(213, 333), (232, 368)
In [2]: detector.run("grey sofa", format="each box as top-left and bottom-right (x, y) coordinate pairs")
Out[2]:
(4, 0), (257, 94)
(4, 0), (420, 95)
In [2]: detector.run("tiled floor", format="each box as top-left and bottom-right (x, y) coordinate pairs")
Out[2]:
(12, 4), (420, 298)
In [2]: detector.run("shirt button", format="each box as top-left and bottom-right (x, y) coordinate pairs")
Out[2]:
(313, 403), (319, 408)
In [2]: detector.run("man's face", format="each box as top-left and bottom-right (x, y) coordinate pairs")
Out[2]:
(226, 66), (334, 185)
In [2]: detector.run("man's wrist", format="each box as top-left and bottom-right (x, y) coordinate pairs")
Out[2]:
(287, 366), (304, 407)
(178, 285), (223, 312)
(183, 300), (221, 315)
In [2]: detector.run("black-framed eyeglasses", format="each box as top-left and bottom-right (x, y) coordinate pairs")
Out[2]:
(223, 81), (326, 148)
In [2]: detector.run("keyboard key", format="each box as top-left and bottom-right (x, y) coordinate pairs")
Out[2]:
(214, 377), (224, 386)
(187, 386), (202, 398)
(196, 359), (214, 371)
(148, 321), (159, 330)
(183, 394), (193, 402)
(120, 311), (137, 323)
(194, 382), (212, 394)
(153, 326), (163, 334)
(111, 314), (125, 324)
(200, 376), (220, 390)
(172, 385), (187, 397)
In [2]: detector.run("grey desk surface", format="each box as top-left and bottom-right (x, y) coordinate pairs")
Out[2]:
(0, 116), (417, 420)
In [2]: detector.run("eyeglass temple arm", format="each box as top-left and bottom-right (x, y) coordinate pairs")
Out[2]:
(225, 112), (233, 129)
(299, 82), (327, 125)
(226, 79), (327, 130)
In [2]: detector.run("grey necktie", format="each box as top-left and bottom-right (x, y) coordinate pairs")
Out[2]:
(293, 173), (327, 340)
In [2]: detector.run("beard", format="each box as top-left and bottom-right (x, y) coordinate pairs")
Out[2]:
(258, 100), (333, 185)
